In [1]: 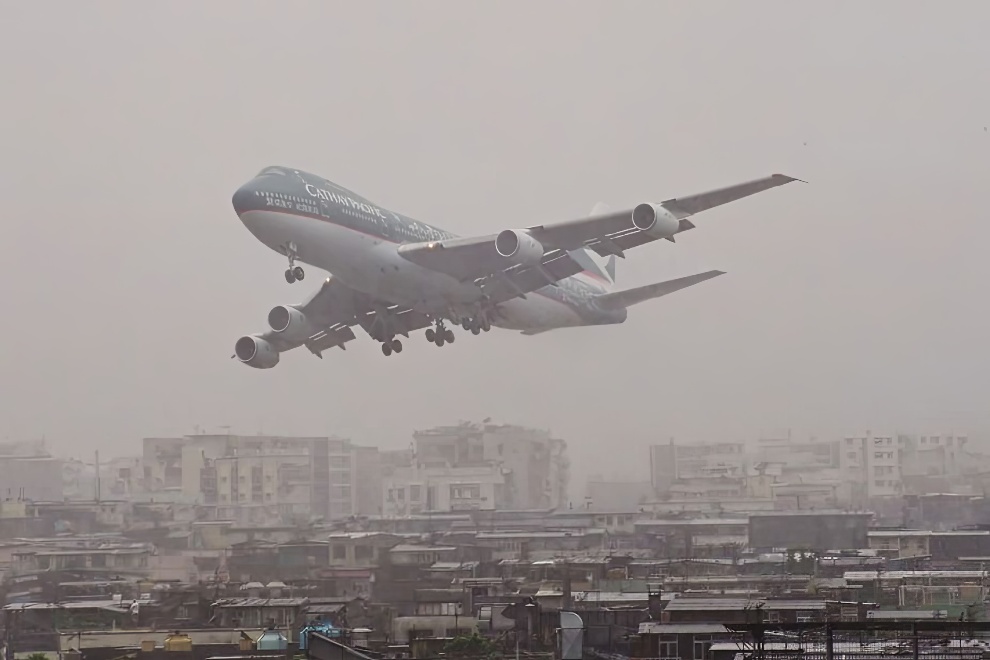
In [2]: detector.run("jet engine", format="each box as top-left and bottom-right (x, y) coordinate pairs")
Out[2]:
(631, 203), (680, 238)
(268, 305), (316, 342)
(234, 335), (280, 369)
(495, 229), (544, 266)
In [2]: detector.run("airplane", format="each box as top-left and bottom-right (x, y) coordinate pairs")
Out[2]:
(230, 166), (800, 367)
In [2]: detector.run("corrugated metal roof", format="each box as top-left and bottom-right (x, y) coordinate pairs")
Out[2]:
(638, 623), (729, 634)
(664, 598), (826, 611)
(845, 570), (988, 580)
(215, 598), (309, 608)
(636, 518), (748, 527)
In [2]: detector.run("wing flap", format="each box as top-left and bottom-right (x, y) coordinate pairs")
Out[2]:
(595, 270), (726, 310)
(304, 325), (357, 355)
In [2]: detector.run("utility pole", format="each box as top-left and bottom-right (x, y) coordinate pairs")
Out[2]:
(95, 450), (101, 502)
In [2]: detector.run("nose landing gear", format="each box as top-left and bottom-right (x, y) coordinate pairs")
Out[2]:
(282, 242), (305, 283)
(285, 266), (305, 283)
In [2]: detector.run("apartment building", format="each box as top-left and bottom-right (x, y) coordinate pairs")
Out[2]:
(141, 435), (364, 524)
(841, 431), (902, 500)
(649, 441), (747, 495)
(382, 421), (569, 515)
(841, 432), (970, 502)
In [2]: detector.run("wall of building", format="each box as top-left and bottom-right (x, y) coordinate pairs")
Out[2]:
(0, 456), (63, 502)
(383, 464), (505, 515)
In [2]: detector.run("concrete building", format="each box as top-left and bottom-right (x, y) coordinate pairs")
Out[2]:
(385, 421), (569, 514)
(327, 437), (354, 520)
(753, 435), (840, 472)
(352, 444), (383, 516)
(748, 510), (873, 551)
(901, 434), (970, 478)
(584, 478), (653, 511)
(141, 435), (359, 524)
(649, 441), (747, 496)
(0, 440), (63, 502)
(841, 432), (969, 502)
(841, 431), (902, 500)
(382, 463), (506, 515)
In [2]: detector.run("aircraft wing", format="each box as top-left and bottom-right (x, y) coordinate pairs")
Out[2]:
(594, 270), (726, 311)
(397, 174), (799, 297)
(239, 276), (426, 359)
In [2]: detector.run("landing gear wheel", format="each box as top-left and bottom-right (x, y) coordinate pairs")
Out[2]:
(425, 328), (436, 342)
(444, 329), (455, 343)
(284, 269), (296, 284)
(292, 266), (305, 281)
(471, 327), (480, 335)
(381, 342), (393, 356)
(481, 318), (491, 332)
(435, 336), (445, 347)
(391, 339), (403, 353)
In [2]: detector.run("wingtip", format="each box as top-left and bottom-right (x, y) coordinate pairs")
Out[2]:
(773, 173), (808, 184)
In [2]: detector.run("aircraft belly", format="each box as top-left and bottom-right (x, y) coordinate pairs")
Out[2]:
(240, 209), (481, 309)
(369, 246), (482, 308)
(495, 294), (583, 332)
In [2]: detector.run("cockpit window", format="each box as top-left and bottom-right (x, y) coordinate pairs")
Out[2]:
(256, 167), (287, 176)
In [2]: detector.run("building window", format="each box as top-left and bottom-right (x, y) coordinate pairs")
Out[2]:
(693, 635), (713, 660)
(332, 545), (347, 560)
(658, 638), (677, 659)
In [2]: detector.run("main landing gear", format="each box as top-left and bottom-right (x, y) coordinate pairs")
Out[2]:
(461, 315), (491, 335)
(381, 338), (403, 357)
(425, 320), (455, 347)
(282, 242), (305, 283)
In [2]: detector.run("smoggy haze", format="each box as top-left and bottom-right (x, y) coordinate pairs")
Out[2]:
(1, 1), (989, 484)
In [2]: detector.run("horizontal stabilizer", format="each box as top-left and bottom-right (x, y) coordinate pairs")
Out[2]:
(594, 270), (725, 311)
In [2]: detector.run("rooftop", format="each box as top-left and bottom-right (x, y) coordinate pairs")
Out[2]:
(635, 518), (749, 527)
(664, 598), (827, 611)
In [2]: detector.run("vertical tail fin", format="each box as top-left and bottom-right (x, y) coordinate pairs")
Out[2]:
(567, 202), (616, 289)
(605, 255), (616, 282)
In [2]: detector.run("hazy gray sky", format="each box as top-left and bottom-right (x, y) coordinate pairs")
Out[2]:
(2, 1), (989, 485)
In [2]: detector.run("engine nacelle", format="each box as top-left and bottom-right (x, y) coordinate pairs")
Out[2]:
(631, 203), (680, 238)
(495, 229), (544, 266)
(267, 305), (317, 342)
(234, 335), (280, 369)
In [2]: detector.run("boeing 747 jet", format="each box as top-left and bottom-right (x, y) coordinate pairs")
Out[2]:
(231, 167), (799, 367)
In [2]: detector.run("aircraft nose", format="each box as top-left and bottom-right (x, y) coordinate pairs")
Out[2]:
(231, 180), (258, 217)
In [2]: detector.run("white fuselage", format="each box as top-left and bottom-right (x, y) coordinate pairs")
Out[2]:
(239, 207), (600, 333)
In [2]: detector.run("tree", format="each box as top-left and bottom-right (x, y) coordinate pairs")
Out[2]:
(443, 632), (501, 659)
